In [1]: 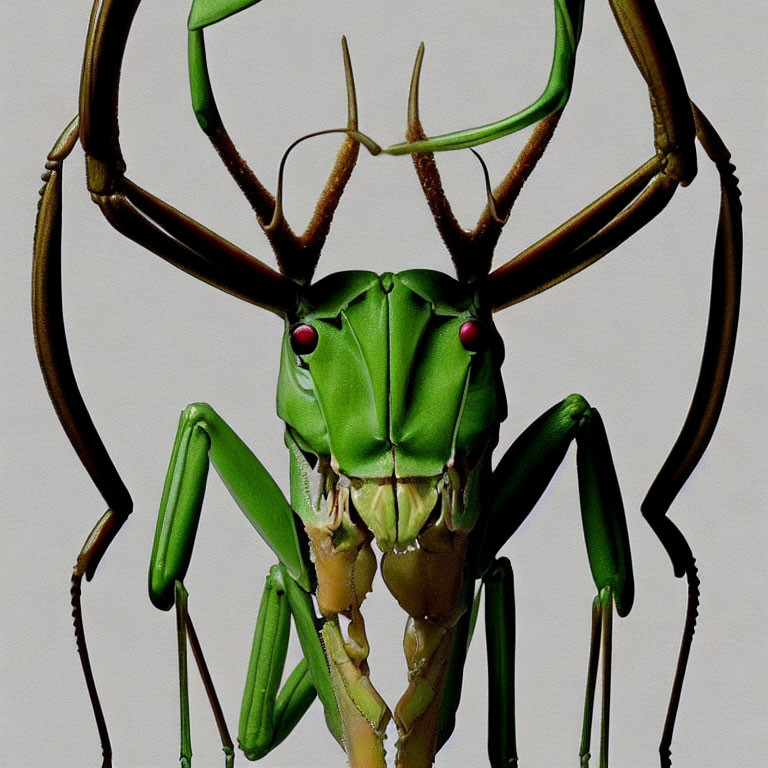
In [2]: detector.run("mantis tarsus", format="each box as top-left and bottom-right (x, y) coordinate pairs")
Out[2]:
(31, 1), (743, 767)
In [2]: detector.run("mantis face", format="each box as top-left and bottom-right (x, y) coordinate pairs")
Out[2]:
(278, 269), (506, 554)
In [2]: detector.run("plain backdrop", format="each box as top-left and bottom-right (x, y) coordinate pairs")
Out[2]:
(3, 1), (767, 767)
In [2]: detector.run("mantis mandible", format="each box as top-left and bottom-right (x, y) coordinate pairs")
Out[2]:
(32, 1), (742, 767)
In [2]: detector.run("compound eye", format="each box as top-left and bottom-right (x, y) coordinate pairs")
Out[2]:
(290, 323), (318, 355)
(459, 319), (485, 351)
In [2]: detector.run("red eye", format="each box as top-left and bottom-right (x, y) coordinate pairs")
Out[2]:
(290, 323), (318, 355)
(459, 319), (484, 351)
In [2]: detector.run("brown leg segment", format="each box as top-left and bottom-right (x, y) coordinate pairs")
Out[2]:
(641, 106), (740, 768)
(35, 121), (132, 768)
(488, 155), (673, 308)
(79, 0), (294, 312)
(608, 0), (696, 182)
(382, 522), (471, 768)
(34, 119), (132, 525)
(70, 511), (130, 768)
(93, 179), (296, 312)
(488, 0), (710, 308)
(307, 503), (391, 768)
(185, 612), (235, 766)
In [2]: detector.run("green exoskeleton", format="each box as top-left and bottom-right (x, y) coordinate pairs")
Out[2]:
(33, 0), (741, 767)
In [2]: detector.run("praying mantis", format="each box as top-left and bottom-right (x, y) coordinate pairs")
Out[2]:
(27, 0), (749, 767)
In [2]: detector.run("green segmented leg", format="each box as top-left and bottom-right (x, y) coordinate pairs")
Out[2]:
(35, 44), (294, 749)
(173, 580), (237, 767)
(477, 394), (633, 767)
(173, 563), (341, 766)
(185, 605), (236, 765)
(149, 402), (309, 606)
(148, 403), (337, 764)
(384, 0), (585, 154)
(479, 395), (633, 613)
(174, 582), (194, 768)
(40, 1), (365, 760)
(173, 579), (238, 767)
(35, 109), (289, 767)
(238, 563), (342, 759)
(484, 559), (518, 768)
(579, 587), (614, 768)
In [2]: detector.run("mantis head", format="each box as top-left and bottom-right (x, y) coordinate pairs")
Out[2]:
(277, 269), (506, 553)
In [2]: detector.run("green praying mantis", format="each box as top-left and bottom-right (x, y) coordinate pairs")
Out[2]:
(32, 1), (742, 767)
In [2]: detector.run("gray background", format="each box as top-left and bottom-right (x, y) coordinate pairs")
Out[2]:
(3, 1), (766, 766)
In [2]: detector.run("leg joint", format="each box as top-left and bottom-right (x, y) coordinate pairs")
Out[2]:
(563, 392), (591, 421)
(180, 401), (217, 430)
(658, 144), (697, 187)
(484, 556), (513, 585)
(85, 154), (125, 197)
